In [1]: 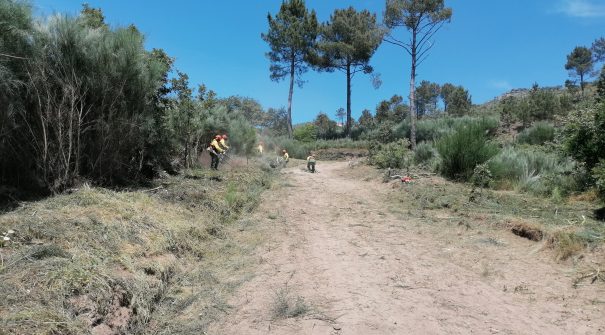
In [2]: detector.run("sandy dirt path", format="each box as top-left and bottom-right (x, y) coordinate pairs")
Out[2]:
(208, 161), (604, 335)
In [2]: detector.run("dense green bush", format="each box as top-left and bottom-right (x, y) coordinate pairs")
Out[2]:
(414, 142), (436, 165)
(293, 124), (318, 142)
(499, 86), (566, 127)
(393, 116), (499, 143)
(487, 147), (581, 196)
(436, 121), (500, 180)
(368, 139), (412, 169)
(562, 104), (605, 171)
(228, 116), (258, 159)
(360, 121), (397, 143)
(0, 6), (175, 191)
(593, 160), (605, 201)
(517, 121), (556, 145)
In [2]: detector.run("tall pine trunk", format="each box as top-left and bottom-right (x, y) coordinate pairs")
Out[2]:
(346, 62), (352, 137)
(287, 54), (295, 138)
(408, 31), (418, 151)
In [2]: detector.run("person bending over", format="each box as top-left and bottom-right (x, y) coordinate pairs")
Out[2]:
(306, 153), (316, 173)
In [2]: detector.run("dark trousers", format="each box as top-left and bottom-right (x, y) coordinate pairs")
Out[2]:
(307, 161), (315, 173)
(210, 153), (220, 170)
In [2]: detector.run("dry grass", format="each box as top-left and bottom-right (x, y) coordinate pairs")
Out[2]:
(382, 169), (605, 261)
(0, 163), (275, 335)
(546, 230), (586, 261)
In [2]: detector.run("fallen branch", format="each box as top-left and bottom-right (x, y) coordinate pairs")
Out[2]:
(142, 186), (162, 193)
(573, 267), (605, 287)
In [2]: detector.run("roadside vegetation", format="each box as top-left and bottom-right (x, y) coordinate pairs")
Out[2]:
(2, 0), (605, 333)
(0, 162), (275, 334)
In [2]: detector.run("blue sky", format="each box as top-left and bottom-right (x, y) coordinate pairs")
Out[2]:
(34, 0), (605, 124)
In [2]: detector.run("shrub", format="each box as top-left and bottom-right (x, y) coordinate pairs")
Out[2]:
(361, 121), (397, 143)
(393, 116), (499, 143)
(414, 142), (436, 165)
(517, 121), (555, 145)
(562, 104), (605, 171)
(368, 139), (412, 169)
(487, 146), (581, 196)
(437, 122), (499, 180)
(593, 160), (605, 202)
(293, 124), (318, 143)
(228, 116), (257, 158)
(471, 164), (493, 188)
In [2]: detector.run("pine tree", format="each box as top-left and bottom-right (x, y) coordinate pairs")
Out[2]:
(261, 0), (318, 138)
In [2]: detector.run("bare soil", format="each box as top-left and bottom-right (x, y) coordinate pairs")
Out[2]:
(208, 161), (605, 335)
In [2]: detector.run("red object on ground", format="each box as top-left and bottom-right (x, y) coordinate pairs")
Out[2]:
(401, 176), (412, 183)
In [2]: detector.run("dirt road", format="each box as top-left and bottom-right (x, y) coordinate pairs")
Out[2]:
(208, 161), (604, 335)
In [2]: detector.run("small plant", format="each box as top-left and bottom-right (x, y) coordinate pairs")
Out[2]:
(271, 287), (309, 319)
(1, 229), (14, 247)
(471, 164), (493, 189)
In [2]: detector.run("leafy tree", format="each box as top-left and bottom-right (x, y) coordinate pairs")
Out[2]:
(597, 65), (605, 103)
(563, 104), (605, 171)
(447, 86), (472, 116)
(1, 12), (174, 190)
(146, 48), (176, 170)
(219, 96), (267, 128)
(565, 46), (593, 95)
(384, 0), (452, 150)
(527, 84), (561, 122)
(592, 37), (605, 63)
(415, 80), (440, 117)
(358, 109), (375, 130)
(335, 107), (346, 126)
(265, 107), (289, 136)
(261, 0), (319, 137)
(197, 83), (218, 110)
(169, 71), (205, 168)
(293, 123), (318, 142)
(0, 0), (33, 162)
(375, 95), (409, 124)
(79, 3), (107, 29)
(440, 82), (455, 113)
(311, 7), (383, 136)
(315, 112), (338, 139)
(228, 115), (257, 161)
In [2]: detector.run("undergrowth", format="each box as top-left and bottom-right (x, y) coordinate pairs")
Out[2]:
(0, 163), (274, 334)
(387, 174), (604, 261)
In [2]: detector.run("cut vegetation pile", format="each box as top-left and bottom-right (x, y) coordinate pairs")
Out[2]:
(0, 164), (274, 335)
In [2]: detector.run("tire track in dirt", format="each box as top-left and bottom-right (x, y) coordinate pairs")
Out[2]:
(208, 161), (604, 335)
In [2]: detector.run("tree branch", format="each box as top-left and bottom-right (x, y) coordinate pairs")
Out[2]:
(417, 41), (437, 62)
(417, 21), (445, 53)
(383, 36), (412, 55)
(0, 52), (28, 60)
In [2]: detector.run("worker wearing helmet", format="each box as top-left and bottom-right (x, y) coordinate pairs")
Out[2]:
(282, 149), (289, 166)
(208, 135), (224, 170)
(306, 152), (316, 173)
(219, 134), (229, 150)
(257, 141), (264, 156)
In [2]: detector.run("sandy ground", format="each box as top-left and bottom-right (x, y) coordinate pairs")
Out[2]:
(208, 161), (605, 335)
